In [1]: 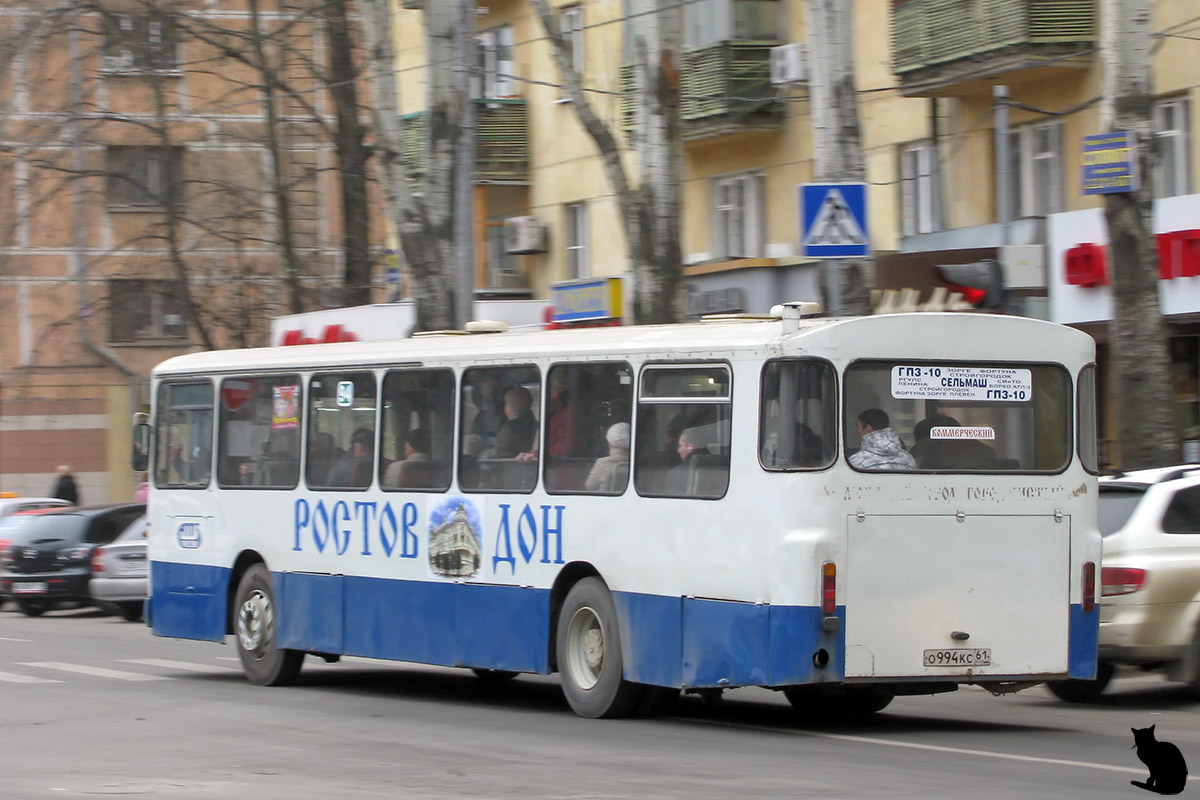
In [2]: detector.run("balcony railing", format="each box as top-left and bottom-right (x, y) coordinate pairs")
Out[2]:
(621, 40), (784, 141)
(892, 0), (1095, 85)
(401, 98), (529, 183)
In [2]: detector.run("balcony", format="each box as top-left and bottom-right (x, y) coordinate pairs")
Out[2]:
(401, 98), (529, 183)
(891, 0), (1096, 96)
(621, 40), (784, 141)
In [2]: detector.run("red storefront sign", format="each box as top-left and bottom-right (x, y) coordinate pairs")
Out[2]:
(279, 324), (359, 346)
(1066, 231), (1200, 286)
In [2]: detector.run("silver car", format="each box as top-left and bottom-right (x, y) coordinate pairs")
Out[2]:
(1049, 466), (1200, 701)
(88, 515), (147, 621)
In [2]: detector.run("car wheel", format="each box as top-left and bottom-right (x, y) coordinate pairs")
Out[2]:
(783, 685), (895, 719)
(118, 602), (144, 622)
(556, 577), (640, 719)
(1045, 661), (1114, 702)
(234, 564), (304, 686)
(18, 600), (48, 617)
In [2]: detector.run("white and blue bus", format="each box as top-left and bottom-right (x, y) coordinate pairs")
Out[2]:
(138, 303), (1100, 718)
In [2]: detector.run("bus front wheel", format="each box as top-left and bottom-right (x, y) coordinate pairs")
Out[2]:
(234, 564), (304, 687)
(556, 578), (640, 719)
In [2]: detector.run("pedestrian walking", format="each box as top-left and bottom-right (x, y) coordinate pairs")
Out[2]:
(51, 464), (79, 505)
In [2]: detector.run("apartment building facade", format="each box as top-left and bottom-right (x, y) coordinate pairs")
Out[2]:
(0, 1), (382, 500)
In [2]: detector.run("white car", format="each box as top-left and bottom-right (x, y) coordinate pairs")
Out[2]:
(0, 497), (72, 517)
(1049, 466), (1200, 701)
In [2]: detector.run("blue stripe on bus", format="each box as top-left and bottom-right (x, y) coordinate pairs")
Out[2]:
(1067, 602), (1099, 679)
(147, 561), (938, 688)
(148, 563), (229, 642)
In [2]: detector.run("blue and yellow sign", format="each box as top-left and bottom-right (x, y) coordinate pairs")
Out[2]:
(551, 277), (624, 323)
(1081, 132), (1138, 195)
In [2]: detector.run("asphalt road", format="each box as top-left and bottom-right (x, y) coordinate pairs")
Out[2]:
(2, 604), (1196, 799)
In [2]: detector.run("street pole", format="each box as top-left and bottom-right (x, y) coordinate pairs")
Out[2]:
(1100, 0), (1177, 467)
(805, 0), (871, 316)
(993, 85), (1011, 248)
(452, 0), (477, 328)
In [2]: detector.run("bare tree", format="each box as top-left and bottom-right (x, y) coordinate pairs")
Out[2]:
(530, 0), (684, 324)
(1100, 0), (1177, 467)
(359, 0), (458, 332)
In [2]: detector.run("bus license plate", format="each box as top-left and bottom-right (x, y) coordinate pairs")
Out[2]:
(924, 648), (991, 667)
(12, 582), (48, 595)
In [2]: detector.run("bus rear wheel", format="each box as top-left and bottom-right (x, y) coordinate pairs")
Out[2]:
(1046, 661), (1114, 702)
(556, 578), (640, 719)
(234, 564), (304, 686)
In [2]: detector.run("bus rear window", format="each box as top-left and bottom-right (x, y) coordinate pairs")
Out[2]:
(843, 361), (1071, 473)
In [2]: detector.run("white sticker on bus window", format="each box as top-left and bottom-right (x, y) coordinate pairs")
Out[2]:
(930, 426), (995, 441)
(891, 366), (1032, 402)
(336, 381), (354, 407)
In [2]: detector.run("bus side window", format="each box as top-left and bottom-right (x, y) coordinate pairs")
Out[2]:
(154, 381), (214, 489)
(216, 376), (301, 489)
(545, 362), (634, 495)
(634, 365), (731, 499)
(380, 368), (454, 492)
(307, 372), (377, 490)
(759, 360), (837, 471)
(459, 365), (540, 493)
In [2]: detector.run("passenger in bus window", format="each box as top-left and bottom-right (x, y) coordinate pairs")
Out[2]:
(666, 427), (713, 494)
(849, 408), (916, 471)
(585, 422), (631, 492)
(493, 386), (537, 458)
(307, 431), (341, 485)
(383, 428), (431, 488)
(327, 427), (375, 487)
(469, 373), (505, 441)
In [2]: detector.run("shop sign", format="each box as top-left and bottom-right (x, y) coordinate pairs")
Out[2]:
(1081, 132), (1138, 195)
(1065, 243), (1108, 287)
(688, 287), (746, 317)
(551, 277), (623, 323)
(1064, 231), (1200, 287)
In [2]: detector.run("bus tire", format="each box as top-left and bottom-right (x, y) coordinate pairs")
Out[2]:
(1045, 661), (1113, 703)
(118, 602), (144, 622)
(783, 685), (894, 718)
(234, 564), (304, 686)
(556, 577), (640, 719)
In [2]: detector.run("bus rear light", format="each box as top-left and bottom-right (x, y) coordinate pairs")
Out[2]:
(1101, 566), (1146, 597)
(1081, 561), (1095, 613)
(821, 562), (836, 615)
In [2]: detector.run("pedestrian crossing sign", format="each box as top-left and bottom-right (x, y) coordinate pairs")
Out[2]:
(800, 182), (869, 258)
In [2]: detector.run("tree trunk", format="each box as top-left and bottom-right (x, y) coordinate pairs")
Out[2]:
(806, 0), (872, 316)
(1102, 0), (1178, 467)
(531, 0), (684, 324)
(359, 0), (455, 331)
(324, 0), (372, 308)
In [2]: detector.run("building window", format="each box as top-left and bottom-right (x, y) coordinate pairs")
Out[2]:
(106, 146), (183, 210)
(476, 25), (515, 100)
(1155, 98), (1191, 199)
(1011, 121), (1062, 218)
(712, 172), (763, 259)
(486, 220), (524, 289)
(103, 13), (178, 71)
(108, 279), (188, 343)
(565, 202), (588, 279)
(684, 0), (781, 47)
(900, 141), (940, 236)
(559, 5), (584, 95)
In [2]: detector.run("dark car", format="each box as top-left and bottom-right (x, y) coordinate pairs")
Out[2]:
(0, 504), (145, 617)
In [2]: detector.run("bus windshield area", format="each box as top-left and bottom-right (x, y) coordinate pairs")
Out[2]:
(843, 361), (1072, 473)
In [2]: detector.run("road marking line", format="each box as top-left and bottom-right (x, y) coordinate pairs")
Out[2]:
(0, 637), (32, 642)
(0, 670), (62, 684)
(120, 658), (237, 674)
(21, 662), (167, 681)
(691, 719), (1145, 776)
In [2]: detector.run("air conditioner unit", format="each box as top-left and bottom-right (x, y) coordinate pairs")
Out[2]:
(503, 216), (548, 255)
(769, 43), (808, 86)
